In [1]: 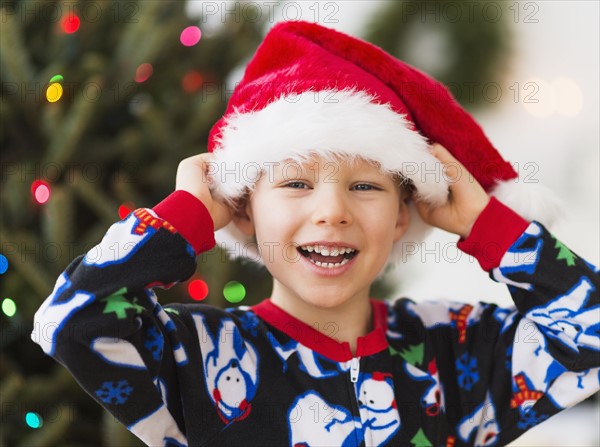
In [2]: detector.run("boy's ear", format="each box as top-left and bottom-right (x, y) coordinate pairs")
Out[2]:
(232, 200), (255, 237)
(393, 195), (411, 243)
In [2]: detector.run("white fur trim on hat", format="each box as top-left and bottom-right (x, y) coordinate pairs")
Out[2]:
(210, 89), (448, 205)
(210, 89), (449, 268)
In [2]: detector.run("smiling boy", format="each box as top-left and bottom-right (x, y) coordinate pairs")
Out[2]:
(32, 21), (599, 447)
(237, 155), (411, 353)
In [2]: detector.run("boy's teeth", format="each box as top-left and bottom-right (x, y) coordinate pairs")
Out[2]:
(300, 245), (356, 255)
(313, 258), (350, 268)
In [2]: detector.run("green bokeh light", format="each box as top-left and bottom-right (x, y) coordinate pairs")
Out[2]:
(223, 281), (246, 303)
(2, 298), (16, 317)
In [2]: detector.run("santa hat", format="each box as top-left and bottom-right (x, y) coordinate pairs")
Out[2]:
(207, 20), (560, 267)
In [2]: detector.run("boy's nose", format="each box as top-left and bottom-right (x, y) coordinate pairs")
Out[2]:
(310, 189), (353, 226)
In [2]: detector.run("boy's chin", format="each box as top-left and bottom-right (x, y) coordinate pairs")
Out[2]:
(299, 290), (367, 311)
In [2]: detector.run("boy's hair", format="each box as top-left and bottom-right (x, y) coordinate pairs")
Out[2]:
(394, 174), (415, 202)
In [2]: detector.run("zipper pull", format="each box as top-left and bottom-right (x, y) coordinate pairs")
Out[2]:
(350, 357), (360, 383)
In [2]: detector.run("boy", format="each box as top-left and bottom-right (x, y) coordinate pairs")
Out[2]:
(32, 21), (599, 446)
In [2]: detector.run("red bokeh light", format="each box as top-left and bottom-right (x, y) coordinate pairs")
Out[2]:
(61, 14), (80, 34)
(182, 71), (204, 93)
(118, 202), (135, 220)
(134, 63), (153, 83)
(188, 279), (209, 301)
(31, 180), (51, 204)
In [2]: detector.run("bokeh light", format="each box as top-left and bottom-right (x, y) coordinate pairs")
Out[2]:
(0, 254), (8, 274)
(61, 13), (80, 34)
(522, 77), (554, 118)
(223, 281), (246, 303)
(182, 70), (204, 93)
(46, 82), (63, 103)
(188, 279), (209, 301)
(134, 63), (153, 83)
(552, 77), (583, 117)
(2, 298), (17, 317)
(129, 93), (153, 116)
(25, 412), (43, 429)
(31, 180), (51, 204)
(522, 76), (584, 118)
(118, 202), (135, 219)
(180, 26), (202, 46)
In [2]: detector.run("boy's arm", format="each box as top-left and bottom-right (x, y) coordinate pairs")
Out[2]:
(449, 197), (599, 444)
(459, 197), (599, 369)
(412, 144), (598, 444)
(31, 191), (216, 446)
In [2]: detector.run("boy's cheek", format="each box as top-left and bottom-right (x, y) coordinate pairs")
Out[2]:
(286, 246), (304, 264)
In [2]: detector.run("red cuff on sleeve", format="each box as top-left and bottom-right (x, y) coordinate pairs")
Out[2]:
(457, 197), (530, 272)
(153, 190), (216, 255)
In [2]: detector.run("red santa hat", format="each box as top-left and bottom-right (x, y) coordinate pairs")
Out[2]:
(207, 20), (560, 266)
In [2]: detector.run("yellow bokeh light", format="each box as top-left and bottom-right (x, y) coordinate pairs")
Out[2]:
(552, 77), (583, 117)
(46, 82), (63, 103)
(522, 77), (555, 118)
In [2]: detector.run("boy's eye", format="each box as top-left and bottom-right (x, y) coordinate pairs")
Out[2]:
(284, 181), (308, 189)
(353, 183), (381, 191)
(283, 182), (381, 191)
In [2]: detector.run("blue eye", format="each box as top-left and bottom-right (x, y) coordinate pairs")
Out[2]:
(353, 184), (380, 191)
(284, 181), (308, 189)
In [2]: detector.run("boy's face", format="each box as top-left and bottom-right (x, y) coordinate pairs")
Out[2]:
(234, 155), (410, 311)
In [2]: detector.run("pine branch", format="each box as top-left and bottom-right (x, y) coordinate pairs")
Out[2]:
(42, 75), (104, 166)
(70, 169), (119, 223)
(79, 222), (111, 254)
(0, 370), (24, 410)
(111, 171), (147, 208)
(112, 1), (185, 88)
(0, 7), (36, 84)
(41, 185), (74, 272)
(102, 411), (144, 447)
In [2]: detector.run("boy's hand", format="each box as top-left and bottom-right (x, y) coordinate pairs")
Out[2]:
(175, 153), (235, 231)
(415, 143), (490, 239)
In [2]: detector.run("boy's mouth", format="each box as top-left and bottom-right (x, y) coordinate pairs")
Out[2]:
(297, 244), (358, 268)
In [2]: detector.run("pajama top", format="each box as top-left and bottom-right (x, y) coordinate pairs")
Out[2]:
(32, 191), (600, 447)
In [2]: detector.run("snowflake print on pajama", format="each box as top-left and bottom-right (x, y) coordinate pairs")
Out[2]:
(96, 380), (134, 405)
(456, 353), (479, 391)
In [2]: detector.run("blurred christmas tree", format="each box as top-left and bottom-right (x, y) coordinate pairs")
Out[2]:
(0, 1), (512, 445)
